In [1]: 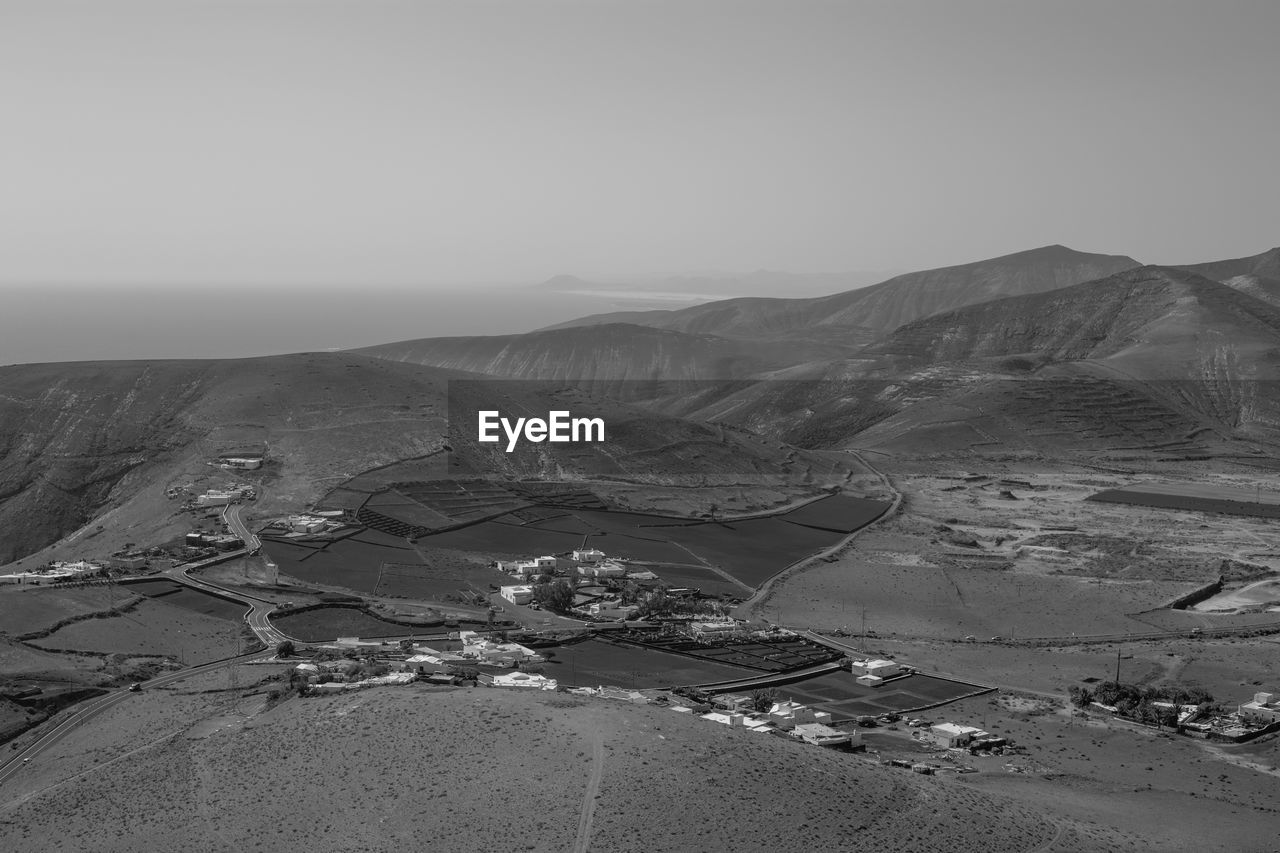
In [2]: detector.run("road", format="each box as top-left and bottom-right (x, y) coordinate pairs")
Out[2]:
(0, 648), (274, 789)
(222, 502), (260, 551)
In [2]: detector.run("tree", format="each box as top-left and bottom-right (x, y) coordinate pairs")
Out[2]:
(533, 579), (576, 614)
(1068, 685), (1093, 709)
(276, 640), (295, 658)
(750, 688), (778, 713)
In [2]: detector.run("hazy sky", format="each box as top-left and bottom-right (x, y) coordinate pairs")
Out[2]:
(2, 0), (1278, 287)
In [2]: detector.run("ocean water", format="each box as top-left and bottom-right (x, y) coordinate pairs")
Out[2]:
(0, 285), (706, 366)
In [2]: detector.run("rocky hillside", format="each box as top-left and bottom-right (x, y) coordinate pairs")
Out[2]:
(0, 687), (1134, 852)
(353, 323), (854, 384)
(546, 245), (1140, 345)
(1177, 246), (1280, 308)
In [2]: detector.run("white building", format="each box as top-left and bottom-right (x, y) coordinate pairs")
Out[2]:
(490, 672), (558, 690)
(458, 631), (544, 666)
(791, 723), (853, 748)
(197, 491), (233, 507)
(768, 700), (833, 731)
(688, 621), (742, 640)
(221, 457), (262, 470)
(1239, 692), (1280, 725)
(855, 674), (885, 688)
(500, 585), (534, 606)
(928, 722), (985, 748)
(850, 658), (901, 680)
(573, 548), (606, 564)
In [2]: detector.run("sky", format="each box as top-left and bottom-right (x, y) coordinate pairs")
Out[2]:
(2, 0), (1278, 293)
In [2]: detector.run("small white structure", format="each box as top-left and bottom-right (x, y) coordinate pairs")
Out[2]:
(500, 585), (534, 606)
(1239, 692), (1280, 724)
(573, 548), (606, 564)
(221, 457), (262, 470)
(688, 621), (742, 640)
(286, 514), (327, 534)
(792, 723), (852, 748)
(855, 674), (885, 688)
(850, 658), (901, 679)
(490, 672), (558, 690)
(458, 631), (544, 666)
(928, 722), (985, 748)
(768, 700), (833, 731)
(197, 491), (233, 507)
(701, 711), (747, 726)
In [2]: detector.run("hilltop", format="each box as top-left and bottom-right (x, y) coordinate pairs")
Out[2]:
(0, 686), (1135, 852)
(352, 323), (855, 384)
(1176, 246), (1280, 308)
(544, 245), (1140, 346)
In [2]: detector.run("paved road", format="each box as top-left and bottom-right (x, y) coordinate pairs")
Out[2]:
(0, 649), (274, 789)
(160, 555), (294, 647)
(222, 503), (260, 551)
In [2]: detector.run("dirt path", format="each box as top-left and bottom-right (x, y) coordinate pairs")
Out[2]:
(572, 730), (605, 853)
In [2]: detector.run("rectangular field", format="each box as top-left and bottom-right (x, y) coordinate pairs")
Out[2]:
(273, 607), (426, 642)
(544, 639), (755, 688)
(771, 672), (985, 721)
(1089, 483), (1280, 519)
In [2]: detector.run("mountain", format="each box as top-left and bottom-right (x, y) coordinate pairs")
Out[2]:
(0, 352), (842, 566)
(530, 269), (898, 299)
(636, 265), (1280, 457)
(352, 323), (855, 384)
(866, 265), (1280, 374)
(1176, 247), (1280, 308)
(543, 245), (1141, 345)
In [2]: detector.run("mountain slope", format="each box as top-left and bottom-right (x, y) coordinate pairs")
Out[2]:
(1176, 247), (1280, 308)
(0, 352), (848, 565)
(544, 245), (1141, 345)
(353, 323), (855, 382)
(866, 265), (1280, 374)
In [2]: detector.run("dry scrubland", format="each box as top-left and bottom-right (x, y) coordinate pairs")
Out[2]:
(29, 597), (246, 663)
(0, 586), (144, 637)
(0, 686), (1142, 853)
(883, 691), (1280, 852)
(756, 461), (1280, 639)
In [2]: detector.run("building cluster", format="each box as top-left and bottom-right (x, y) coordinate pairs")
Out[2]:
(273, 514), (338, 535)
(0, 560), (106, 585)
(691, 695), (859, 750)
(195, 485), (255, 507)
(848, 658), (905, 687)
(1176, 690), (1280, 741)
(184, 531), (244, 551)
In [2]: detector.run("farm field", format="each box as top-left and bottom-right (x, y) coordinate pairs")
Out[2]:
(767, 671), (987, 720)
(642, 563), (747, 597)
(544, 639), (755, 688)
(1089, 484), (1280, 519)
(0, 586), (139, 637)
(374, 554), (511, 601)
(262, 528), (426, 594)
(29, 598), (246, 662)
(121, 580), (246, 620)
(273, 606), (435, 641)
(267, 491), (887, 596)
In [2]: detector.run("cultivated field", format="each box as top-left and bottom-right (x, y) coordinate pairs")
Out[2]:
(768, 671), (987, 720)
(0, 687), (1135, 852)
(273, 606), (434, 641)
(544, 638), (756, 688)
